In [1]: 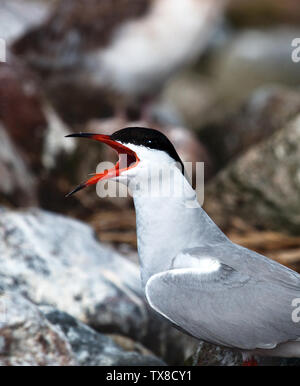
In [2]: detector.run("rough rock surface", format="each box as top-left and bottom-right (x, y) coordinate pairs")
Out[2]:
(0, 292), (76, 366)
(0, 207), (195, 364)
(204, 112), (300, 233)
(40, 305), (165, 366)
(192, 342), (300, 366)
(0, 292), (165, 366)
(192, 342), (242, 366)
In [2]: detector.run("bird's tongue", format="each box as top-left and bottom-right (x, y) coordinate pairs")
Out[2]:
(65, 133), (139, 197)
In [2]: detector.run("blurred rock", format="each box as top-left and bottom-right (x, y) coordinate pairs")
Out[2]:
(40, 305), (165, 366)
(0, 123), (38, 206)
(161, 125), (214, 180)
(13, 0), (225, 124)
(0, 0), (51, 45)
(0, 292), (76, 366)
(108, 333), (155, 357)
(0, 55), (77, 211)
(0, 57), (75, 171)
(159, 26), (300, 134)
(210, 28), (300, 107)
(0, 207), (195, 364)
(227, 0), (300, 27)
(0, 58), (47, 170)
(200, 86), (300, 168)
(41, 103), (76, 170)
(158, 71), (219, 131)
(204, 111), (300, 233)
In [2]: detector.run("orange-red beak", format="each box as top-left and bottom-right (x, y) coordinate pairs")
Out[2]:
(65, 133), (139, 197)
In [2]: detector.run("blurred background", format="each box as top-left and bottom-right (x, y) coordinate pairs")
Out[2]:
(1, 0), (300, 366)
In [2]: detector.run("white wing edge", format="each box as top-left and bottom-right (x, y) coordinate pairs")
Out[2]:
(145, 270), (179, 326)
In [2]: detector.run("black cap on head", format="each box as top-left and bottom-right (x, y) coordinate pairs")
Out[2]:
(111, 127), (184, 172)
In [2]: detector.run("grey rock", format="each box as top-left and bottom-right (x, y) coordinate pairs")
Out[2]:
(0, 208), (195, 364)
(40, 305), (165, 366)
(0, 291), (164, 366)
(0, 292), (76, 366)
(0, 208), (143, 335)
(204, 110), (300, 233)
(200, 85), (300, 169)
(160, 124), (215, 181)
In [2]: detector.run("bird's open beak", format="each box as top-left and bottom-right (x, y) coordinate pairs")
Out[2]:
(65, 133), (139, 197)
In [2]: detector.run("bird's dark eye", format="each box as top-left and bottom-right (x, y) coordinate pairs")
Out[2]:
(147, 139), (152, 145)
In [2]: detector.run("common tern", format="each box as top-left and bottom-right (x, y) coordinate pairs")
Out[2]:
(66, 127), (300, 364)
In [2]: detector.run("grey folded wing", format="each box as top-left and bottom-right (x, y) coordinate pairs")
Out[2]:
(145, 254), (300, 350)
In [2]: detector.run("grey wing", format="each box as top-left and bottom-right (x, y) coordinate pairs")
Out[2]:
(145, 255), (300, 350)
